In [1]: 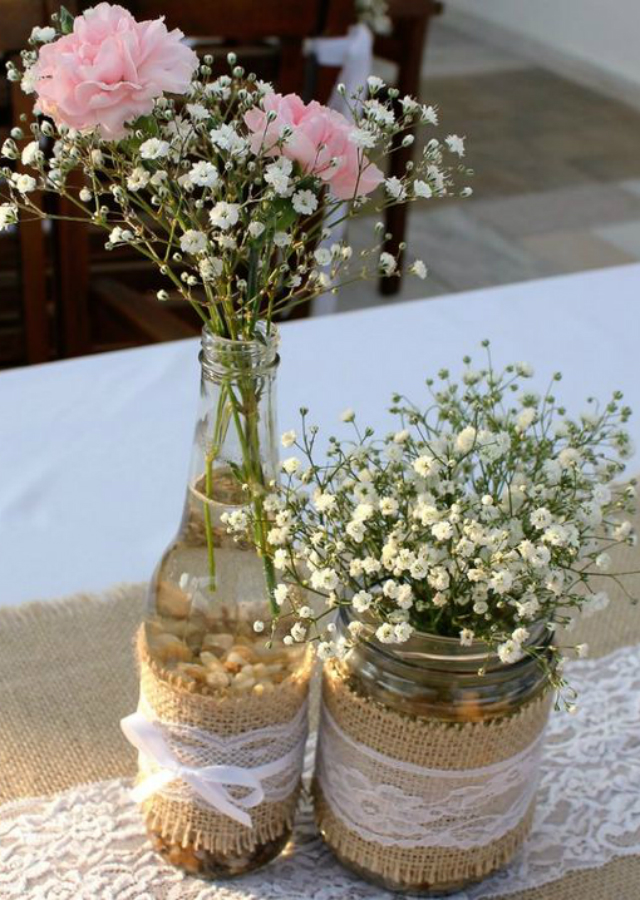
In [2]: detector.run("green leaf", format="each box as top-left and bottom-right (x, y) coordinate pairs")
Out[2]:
(59, 6), (75, 35)
(117, 114), (160, 153)
(272, 197), (298, 233)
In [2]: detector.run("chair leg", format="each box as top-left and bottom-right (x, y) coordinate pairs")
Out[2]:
(10, 79), (50, 363)
(18, 216), (49, 363)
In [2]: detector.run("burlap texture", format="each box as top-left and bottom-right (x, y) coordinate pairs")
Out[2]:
(321, 664), (552, 770)
(0, 584), (144, 804)
(137, 629), (311, 855)
(314, 663), (553, 892)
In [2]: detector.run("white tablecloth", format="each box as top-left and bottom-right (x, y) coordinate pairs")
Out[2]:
(2, 264), (639, 606)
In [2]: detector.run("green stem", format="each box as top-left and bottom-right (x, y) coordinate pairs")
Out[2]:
(203, 455), (216, 592)
(202, 359), (278, 616)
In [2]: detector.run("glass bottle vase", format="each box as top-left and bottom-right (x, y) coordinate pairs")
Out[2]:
(139, 324), (308, 878)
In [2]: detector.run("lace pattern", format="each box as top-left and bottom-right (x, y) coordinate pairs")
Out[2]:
(316, 703), (546, 850)
(1, 644), (640, 900)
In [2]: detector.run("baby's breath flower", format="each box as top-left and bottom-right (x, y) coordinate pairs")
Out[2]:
(281, 430), (296, 448)
(413, 179), (432, 199)
(282, 456), (301, 475)
(445, 134), (465, 156)
(385, 177), (405, 200)
(21, 141), (43, 167)
(30, 26), (57, 43)
(379, 252), (397, 276)
(13, 174), (37, 194)
(209, 201), (239, 230)
(180, 229), (207, 254)
(376, 623), (395, 643)
(292, 190), (318, 215)
(290, 622), (307, 643)
(140, 138), (170, 159)
(0, 203), (18, 231)
(273, 231), (292, 248)
(248, 221), (265, 238)
(410, 259), (427, 279)
(497, 640), (522, 665)
(317, 641), (334, 660)
(189, 160), (219, 187)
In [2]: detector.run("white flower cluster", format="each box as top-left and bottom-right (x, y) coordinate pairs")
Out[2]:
(225, 346), (636, 690)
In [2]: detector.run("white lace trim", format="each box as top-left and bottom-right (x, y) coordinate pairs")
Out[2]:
(316, 703), (546, 849)
(1, 644), (640, 900)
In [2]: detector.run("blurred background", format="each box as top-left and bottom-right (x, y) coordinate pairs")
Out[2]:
(2, 0), (640, 368)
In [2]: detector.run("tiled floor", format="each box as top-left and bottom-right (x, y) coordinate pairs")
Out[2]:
(334, 20), (640, 314)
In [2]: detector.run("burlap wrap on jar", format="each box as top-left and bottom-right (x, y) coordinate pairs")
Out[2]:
(129, 629), (311, 868)
(313, 661), (553, 894)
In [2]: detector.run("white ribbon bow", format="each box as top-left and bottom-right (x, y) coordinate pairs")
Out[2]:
(121, 711), (303, 828)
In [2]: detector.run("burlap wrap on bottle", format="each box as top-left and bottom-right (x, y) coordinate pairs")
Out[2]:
(313, 661), (553, 892)
(135, 629), (310, 856)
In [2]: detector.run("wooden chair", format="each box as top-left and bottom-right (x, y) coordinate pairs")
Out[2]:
(0, 0), (55, 365)
(52, 0), (357, 357)
(376, 0), (443, 295)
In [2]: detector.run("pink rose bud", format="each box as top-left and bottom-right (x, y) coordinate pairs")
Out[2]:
(33, 2), (198, 140)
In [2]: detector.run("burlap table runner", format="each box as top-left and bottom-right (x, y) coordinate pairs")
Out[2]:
(1, 508), (639, 898)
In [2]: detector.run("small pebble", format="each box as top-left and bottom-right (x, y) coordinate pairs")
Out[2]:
(149, 633), (193, 663)
(202, 633), (234, 653)
(206, 670), (230, 689)
(156, 580), (191, 619)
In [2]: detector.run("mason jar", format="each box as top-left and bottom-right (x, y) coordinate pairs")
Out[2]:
(313, 607), (553, 894)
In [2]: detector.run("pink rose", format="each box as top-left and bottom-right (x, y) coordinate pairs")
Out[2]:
(34, 3), (198, 140)
(245, 92), (383, 200)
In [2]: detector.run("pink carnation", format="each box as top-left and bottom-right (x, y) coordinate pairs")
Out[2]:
(33, 3), (198, 140)
(244, 92), (383, 200)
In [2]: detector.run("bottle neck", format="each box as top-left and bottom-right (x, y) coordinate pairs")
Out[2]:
(188, 325), (281, 505)
(199, 323), (280, 384)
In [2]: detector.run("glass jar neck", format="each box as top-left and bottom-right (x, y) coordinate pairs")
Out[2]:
(337, 606), (552, 686)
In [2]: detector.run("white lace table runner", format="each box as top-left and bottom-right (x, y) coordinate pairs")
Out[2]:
(2, 644), (640, 900)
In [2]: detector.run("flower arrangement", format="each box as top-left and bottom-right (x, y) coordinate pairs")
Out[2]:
(1, 2), (471, 608)
(225, 344), (637, 703)
(1, 2), (471, 337)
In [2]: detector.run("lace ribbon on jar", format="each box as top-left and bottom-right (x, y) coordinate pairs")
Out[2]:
(315, 702), (546, 850)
